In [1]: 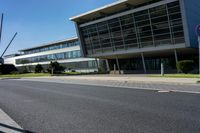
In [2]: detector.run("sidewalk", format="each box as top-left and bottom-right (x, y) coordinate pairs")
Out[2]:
(0, 108), (23, 133)
(27, 74), (199, 85)
(18, 74), (200, 94)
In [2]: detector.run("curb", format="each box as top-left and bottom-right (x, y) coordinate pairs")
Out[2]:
(17, 78), (200, 94)
(0, 78), (21, 80)
(30, 77), (199, 85)
(1, 76), (199, 85)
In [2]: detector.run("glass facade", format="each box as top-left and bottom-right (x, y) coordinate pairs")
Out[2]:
(16, 50), (81, 64)
(107, 53), (198, 71)
(108, 56), (177, 71)
(61, 60), (97, 70)
(80, 1), (185, 55)
(17, 60), (98, 72)
(23, 40), (80, 55)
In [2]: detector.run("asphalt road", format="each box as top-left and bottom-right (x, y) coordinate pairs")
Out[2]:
(0, 79), (199, 133)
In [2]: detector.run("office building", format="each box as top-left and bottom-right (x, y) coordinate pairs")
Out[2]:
(71, 0), (199, 73)
(4, 37), (98, 72)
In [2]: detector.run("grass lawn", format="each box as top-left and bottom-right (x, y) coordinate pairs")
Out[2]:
(149, 74), (200, 78)
(64, 72), (81, 75)
(0, 73), (50, 78)
(0, 72), (83, 78)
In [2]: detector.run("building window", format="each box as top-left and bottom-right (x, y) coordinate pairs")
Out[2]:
(23, 40), (80, 55)
(80, 1), (184, 55)
(16, 50), (82, 65)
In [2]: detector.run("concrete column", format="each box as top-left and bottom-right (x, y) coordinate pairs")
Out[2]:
(141, 53), (147, 74)
(198, 37), (200, 76)
(95, 58), (99, 69)
(174, 49), (179, 73)
(74, 22), (86, 57)
(116, 57), (121, 74)
(105, 59), (110, 72)
(118, 17), (126, 49)
(174, 49), (178, 64)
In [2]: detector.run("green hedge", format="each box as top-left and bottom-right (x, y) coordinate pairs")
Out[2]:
(0, 64), (18, 74)
(176, 60), (194, 74)
(47, 61), (65, 74)
(35, 64), (43, 73)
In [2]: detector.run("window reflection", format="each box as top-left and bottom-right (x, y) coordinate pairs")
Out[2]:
(24, 40), (80, 55)
(80, 1), (184, 55)
(16, 50), (82, 64)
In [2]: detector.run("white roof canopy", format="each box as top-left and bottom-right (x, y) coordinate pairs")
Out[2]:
(70, 0), (153, 23)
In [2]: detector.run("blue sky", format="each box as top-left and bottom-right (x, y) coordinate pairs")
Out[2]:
(0, 0), (116, 55)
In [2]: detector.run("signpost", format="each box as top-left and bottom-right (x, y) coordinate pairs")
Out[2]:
(196, 24), (200, 80)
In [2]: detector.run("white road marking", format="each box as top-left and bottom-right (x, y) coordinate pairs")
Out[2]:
(157, 90), (170, 93)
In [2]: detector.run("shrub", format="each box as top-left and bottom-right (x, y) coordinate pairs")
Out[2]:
(71, 70), (76, 72)
(0, 64), (18, 74)
(47, 61), (65, 74)
(10, 71), (20, 75)
(35, 64), (43, 73)
(176, 60), (194, 74)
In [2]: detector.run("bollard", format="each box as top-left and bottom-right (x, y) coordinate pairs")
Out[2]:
(114, 64), (116, 74)
(51, 68), (54, 76)
(161, 63), (164, 76)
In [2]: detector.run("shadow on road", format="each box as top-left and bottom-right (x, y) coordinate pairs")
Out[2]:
(0, 123), (35, 133)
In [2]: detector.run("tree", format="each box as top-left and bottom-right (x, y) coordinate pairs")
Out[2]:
(47, 61), (65, 74)
(0, 64), (18, 74)
(35, 64), (43, 73)
(176, 60), (194, 74)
